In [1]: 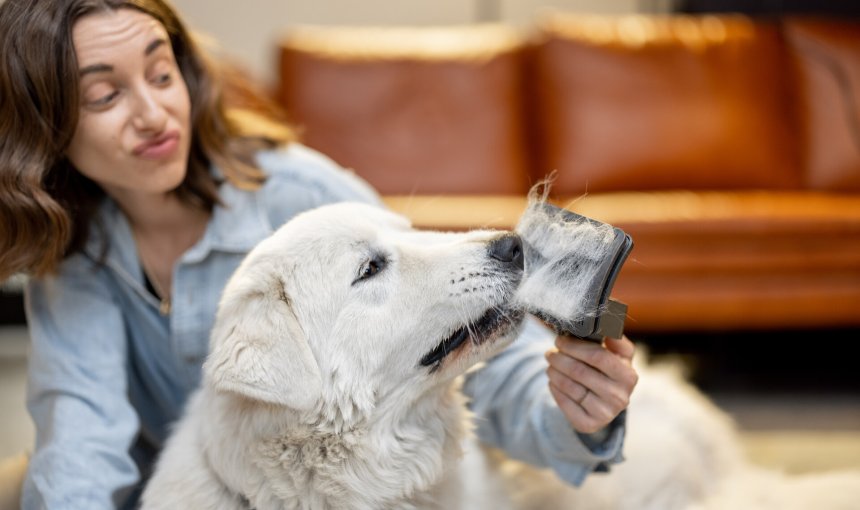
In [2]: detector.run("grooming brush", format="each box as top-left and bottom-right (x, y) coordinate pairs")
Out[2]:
(515, 202), (634, 341)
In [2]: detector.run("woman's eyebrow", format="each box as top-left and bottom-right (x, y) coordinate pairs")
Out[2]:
(144, 37), (166, 56)
(78, 38), (167, 76)
(80, 63), (112, 76)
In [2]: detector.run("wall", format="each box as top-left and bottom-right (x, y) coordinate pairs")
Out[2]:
(171, 0), (648, 85)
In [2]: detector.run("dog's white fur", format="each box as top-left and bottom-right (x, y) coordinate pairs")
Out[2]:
(142, 203), (860, 510)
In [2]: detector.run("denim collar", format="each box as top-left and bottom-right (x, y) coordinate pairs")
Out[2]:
(83, 177), (273, 278)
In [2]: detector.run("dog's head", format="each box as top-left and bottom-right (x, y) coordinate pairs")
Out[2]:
(203, 202), (524, 417)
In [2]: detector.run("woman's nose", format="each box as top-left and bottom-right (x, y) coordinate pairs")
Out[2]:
(131, 87), (168, 132)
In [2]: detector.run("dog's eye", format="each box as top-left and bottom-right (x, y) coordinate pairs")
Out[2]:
(355, 256), (386, 283)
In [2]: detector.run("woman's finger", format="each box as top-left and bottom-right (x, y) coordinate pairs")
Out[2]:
(546, 350), (631, 414)
(554, 336), (637, 388)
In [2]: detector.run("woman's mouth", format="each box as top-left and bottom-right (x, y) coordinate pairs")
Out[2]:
(133, 132), (180, 160)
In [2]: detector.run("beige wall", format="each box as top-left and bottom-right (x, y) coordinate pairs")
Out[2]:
(500, 0), (641, 25)
(171, 0), (647, 85)
(0, 0), (652, 91)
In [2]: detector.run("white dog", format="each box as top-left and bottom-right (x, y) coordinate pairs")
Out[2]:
(142, 202), (860, 510)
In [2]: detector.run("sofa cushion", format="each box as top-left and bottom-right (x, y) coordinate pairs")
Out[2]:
(385, 191), (860, 332)
(277, 25), (531, 195)
(784, 18), (860, 191)
(531, 14), (802, 194)
(594, 191), (860, 331)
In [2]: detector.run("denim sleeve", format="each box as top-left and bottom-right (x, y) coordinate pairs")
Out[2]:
(463, 315), (626, 486)
(22, 261), (140, 509)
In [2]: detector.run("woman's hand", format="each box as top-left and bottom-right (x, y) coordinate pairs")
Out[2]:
(545, 335), (638, 434)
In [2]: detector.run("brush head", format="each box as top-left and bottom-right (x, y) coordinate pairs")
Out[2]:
(514, 202), (633, 340)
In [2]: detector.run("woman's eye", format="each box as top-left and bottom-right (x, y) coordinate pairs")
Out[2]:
(83, 81), (120, 107)
(89, 90), (119, 107)
(152, 72), (171, 85)
(149, 57), (177, 85)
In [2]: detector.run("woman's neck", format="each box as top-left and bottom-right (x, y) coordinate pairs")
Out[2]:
(113, 189), (204, 236)
(113, 189), (211, 306)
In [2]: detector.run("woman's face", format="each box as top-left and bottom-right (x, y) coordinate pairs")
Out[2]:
(66, 8), (191, 203)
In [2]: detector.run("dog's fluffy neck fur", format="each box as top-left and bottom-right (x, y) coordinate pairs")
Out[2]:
(203, 377), (472, 510)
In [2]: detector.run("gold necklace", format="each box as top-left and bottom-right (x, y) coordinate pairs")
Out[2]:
(140, 252), (172, 315)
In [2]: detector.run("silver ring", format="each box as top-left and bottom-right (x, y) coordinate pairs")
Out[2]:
(578, 389), (590, 406)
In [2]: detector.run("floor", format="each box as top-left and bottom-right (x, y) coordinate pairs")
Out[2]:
(640, 329), (860, 475)
(0, 327), (32, 461)
(2, 325), (859, 475)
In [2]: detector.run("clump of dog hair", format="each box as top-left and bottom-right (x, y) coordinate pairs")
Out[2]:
(514, 183), (618, 328)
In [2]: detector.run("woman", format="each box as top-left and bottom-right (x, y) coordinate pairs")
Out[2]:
(0, 0), (638, 508)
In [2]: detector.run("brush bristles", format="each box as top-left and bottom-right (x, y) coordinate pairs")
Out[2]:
(514, 192), (618, 331)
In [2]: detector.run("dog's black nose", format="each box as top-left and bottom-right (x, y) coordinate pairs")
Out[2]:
(488, 234), (524, 270)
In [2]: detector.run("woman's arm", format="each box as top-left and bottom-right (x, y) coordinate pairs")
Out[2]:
(463, 316), (627, 486)
(22, 259), (140, 509)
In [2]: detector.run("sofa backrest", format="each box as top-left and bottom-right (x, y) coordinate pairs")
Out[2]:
(783, 18), (860, 192)
(277, 24), (532, 195)
(530, 13), (802, 195)
(274, 15), (860, 196)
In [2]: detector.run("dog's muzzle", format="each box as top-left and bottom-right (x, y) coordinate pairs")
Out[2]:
(418, 234), (525, 371)
(487, 234), (524, 271)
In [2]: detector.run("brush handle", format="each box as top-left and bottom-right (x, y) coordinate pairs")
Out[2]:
(534, 298), (627, 342)
(588, 298), (627, 341)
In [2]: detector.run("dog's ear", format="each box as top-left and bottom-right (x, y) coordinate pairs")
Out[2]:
(203, 275), (322, 410)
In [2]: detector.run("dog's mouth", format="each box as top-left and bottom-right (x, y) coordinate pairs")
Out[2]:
(419, 307), (523, 370)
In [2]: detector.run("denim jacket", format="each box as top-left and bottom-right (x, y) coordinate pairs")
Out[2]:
(22, 144), (624, 509)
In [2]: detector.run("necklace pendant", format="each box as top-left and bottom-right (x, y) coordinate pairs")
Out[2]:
(159, 298), (171, 316)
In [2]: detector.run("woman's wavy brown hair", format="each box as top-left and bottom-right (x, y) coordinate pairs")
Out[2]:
(0, 0), (295, 280)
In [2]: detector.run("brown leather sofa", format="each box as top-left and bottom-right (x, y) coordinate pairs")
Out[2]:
(274, 14), (860, 334)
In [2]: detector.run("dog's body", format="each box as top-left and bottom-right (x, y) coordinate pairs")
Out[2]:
(142, 203), (860, 510)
